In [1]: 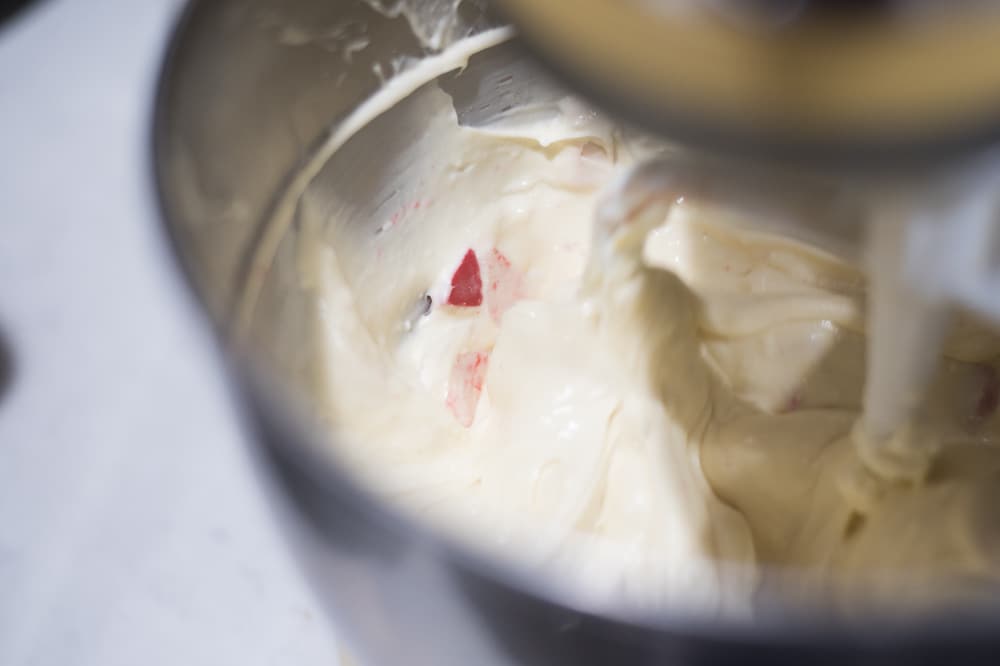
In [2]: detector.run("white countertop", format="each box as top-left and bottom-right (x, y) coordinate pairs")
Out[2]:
(0, 1), (342, 663)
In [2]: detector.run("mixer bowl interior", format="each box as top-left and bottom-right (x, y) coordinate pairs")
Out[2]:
(154, 1), (1000, 663)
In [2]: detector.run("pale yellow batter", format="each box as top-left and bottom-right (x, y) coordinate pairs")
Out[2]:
(253, 33), (1000, 616)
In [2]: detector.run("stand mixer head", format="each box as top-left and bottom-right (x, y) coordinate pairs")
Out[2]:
(496, 0), (1000, 168)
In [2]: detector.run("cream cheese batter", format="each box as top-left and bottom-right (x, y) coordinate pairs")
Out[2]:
(249, 33), (1000, 615)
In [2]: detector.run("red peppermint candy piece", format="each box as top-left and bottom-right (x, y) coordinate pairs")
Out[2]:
(447, 250), (483, 307)
(485, 248), (523, 323)
(446, 351), (490, 427)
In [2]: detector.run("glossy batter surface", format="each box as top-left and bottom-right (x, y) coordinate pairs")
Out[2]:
(265, 36), (1000, 615)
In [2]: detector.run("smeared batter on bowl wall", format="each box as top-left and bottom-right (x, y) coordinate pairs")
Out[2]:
(249, 34), (1000, 616)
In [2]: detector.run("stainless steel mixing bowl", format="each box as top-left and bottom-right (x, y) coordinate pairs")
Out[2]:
(153, 1), (1000, 663)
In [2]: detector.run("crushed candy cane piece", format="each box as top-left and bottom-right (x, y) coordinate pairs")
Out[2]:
(446, 351), (490, 426)
(447, 250), (483, 307)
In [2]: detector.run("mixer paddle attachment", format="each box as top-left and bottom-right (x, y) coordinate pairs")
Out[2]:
(845, 159), (1000, 508)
